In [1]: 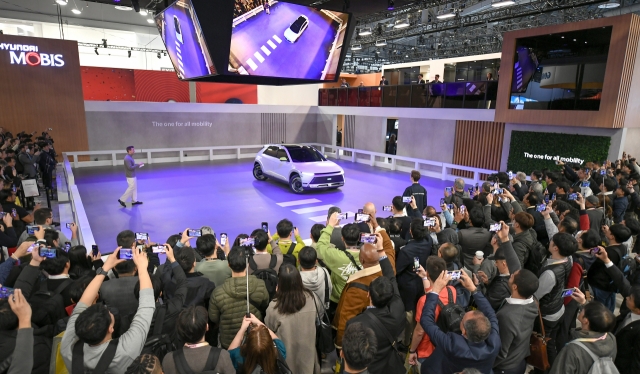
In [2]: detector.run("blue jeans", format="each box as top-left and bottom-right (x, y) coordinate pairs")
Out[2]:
(592, 287), (616, 312)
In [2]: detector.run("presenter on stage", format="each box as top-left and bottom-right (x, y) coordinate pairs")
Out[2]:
(118, 146), (144, 207)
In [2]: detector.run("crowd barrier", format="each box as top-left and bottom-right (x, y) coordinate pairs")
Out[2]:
(59, 154), (97, 248)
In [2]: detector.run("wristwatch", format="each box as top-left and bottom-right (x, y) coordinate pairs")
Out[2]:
(409, 349), (416, 354)
(95, 267), (108, 277)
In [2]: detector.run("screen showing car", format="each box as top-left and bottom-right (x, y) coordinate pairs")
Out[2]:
(156, 0), (216, 80)
(229, 0), (350, 80)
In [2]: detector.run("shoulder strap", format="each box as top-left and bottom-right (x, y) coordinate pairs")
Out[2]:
(321, 267), (330, 304)
(364, 312), (399, 353)
(533, 298), (546, 337)
(348, 282), (369, 293)
(72, 339), (119, 374)
(249, 256), (258, 271)
(287, 245), (295, 255)
(204, 347), (221, 371)
(571, 341), (600, 363)
(153, 305), (167, 336)
(53, 279), (73, 296)
(342, 249), (362, 271)
(268, 255), (278, 269)
(173, 348), (196, 374)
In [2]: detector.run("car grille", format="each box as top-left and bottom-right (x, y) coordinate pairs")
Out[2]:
(310, 174), (344, 184)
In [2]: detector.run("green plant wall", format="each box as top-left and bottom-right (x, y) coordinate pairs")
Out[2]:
(506, 131), (610, 173)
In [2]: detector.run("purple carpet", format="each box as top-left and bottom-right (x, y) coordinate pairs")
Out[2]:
(73, 159), (458, 251)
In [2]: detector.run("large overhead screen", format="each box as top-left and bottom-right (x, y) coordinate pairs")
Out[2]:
(509, 26), (612, 111)
(228, 1), (349, 81)
(155, 0), (353, 85)
(155, 0), (216, 79)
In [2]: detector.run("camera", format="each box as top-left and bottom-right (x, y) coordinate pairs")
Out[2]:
(92, 245), (99, 257)
(261, 222), (268, 233)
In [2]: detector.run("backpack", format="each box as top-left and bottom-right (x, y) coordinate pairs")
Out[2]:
(282, 245), (297, 267)
(524, 238), (546, 275)
(618, 251), (637, 279)
(173, 346), (221, 374)
(71, 338), (118, 374)
(141, 305), (175, 361)
(30, 279), (72, 331)
(249, 255), (278, 301)
(571, 340), (620, 374)
(436, 286), (465, 334)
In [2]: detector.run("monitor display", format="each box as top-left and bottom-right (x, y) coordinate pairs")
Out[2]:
(156, 0), (216, 80)
(511, 46), (538, 93)
(228, 0), (349, 80)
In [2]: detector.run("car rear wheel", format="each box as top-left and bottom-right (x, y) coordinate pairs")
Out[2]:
(289, 174), (304, 193)
(253, 163), (268, 181)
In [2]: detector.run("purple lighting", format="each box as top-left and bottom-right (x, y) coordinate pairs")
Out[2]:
(114, 0), (121, 2)
(387, 0), (394, 10)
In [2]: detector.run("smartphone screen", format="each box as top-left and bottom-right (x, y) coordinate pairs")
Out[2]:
(39, 247), (57, 259)
(440, 198), (445, 205)
(561, 289), (574, 298)
(92, 245), (99, 257)
(536, 204), (546, 212)
(413, 257), (420, 271)
(118, 248), (133, 260)
(355, 213), (370, 222)
(360, 233), (376, 244)
(489, 222), (502, 232)
(187, 229), (202, 237)
(11, 208), (16, 218)
(220, 233), (228, 246)
(544, 195), (550, 204)
(508, 171), (513, 180)
(590, 247), (600, 255)
(424, 217), (436, 227)
(26, 225), (38, 235)
(337, 213), (348, 220)
(445, 187), (453, 193)
(261, 222), (268, 233)
(64, 242), (71, 252)
(240, 237), (255, 247)
(152, 245), (166, 254)
(357, 209), (364, 214)
(551, 193), (556, 201)
(135, 232), (149, 241)
(382, 205), (392, 212)
(447, 204), (455, 210)
(600, 169), (606, 175)
(568, 193), (578, 201)
(447, 270), (462, 280)
(459, 206), (467, 215)
(66, 223), (73, 229)
(26, 243), (38, 253)
(581, 181), (590, 188)
(402, 196), (412, 203)
(0, 287), (15, 299)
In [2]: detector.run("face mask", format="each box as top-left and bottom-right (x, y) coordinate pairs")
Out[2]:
(25, 149), (30, 154)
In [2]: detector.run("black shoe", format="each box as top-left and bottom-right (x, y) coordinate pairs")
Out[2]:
(118, 199), (126, 207)
(132, 201), (143, 205)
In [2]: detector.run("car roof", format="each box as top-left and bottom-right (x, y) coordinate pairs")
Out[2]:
(265, 144), (311, 149)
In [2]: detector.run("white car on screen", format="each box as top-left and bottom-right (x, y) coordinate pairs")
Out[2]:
(253, 144), (344, 193)
(284, 15), (309, 43)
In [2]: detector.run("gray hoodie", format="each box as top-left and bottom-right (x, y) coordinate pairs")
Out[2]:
(300, 266), (332, 309)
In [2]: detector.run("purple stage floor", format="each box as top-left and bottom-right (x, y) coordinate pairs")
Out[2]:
(74, 159), (456, 251)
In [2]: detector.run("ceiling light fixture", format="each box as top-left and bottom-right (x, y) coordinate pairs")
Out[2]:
(71, 8), (81, 14)
(115, 5), (133, 11)
(147, 18), (154, 23)
(375, 39), (387, 46)
(436, 9), (456, 19)
(139, 9), (148, 16)
(359, 27), (372, 36)
(491, 0), (515, 7)
(598, 0), (620, 8)
(387, 0), (395, 10)
(55, 0), (68, 5)
(394, 18), (410, 28)
(351, 44), (362, 50)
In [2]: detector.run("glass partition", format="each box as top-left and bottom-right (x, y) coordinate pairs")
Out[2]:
(382, 86), (397, 107)
(358, 87), (371, 107)
(347, 88), (359, 106)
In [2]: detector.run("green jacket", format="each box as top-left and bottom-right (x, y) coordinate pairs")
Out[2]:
(315, 225), (362, 303)
(268, 234), (305, 261)
(208, 275), (269, 349)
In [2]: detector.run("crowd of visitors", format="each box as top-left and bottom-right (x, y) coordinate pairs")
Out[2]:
(1, 144), (640, 374)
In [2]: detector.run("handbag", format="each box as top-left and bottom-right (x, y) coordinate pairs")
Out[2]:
(526, 299), (551, 371)
(312, 291), (334, 354)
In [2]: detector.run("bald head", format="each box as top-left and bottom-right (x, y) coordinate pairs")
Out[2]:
(363, 202), (376, 216)
(359, 243), (380, 268)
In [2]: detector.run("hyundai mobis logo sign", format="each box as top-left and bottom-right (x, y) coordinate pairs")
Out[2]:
(0, 43), (65, 67)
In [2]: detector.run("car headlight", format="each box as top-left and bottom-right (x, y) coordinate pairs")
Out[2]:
(301, 172), (314, 178)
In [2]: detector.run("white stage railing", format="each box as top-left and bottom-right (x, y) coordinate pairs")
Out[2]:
(59, 154), (96, 247)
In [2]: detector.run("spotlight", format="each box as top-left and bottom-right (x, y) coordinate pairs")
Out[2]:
(598, 0), (620, 7)
(56, 0), (68, 5)
(128, 50), (131, 58)
(102, 39), (107, 48)
(387, 0), (394, 10)
(94, 48), (99, 55)
(436, 9), (456, 19)
(71, 8), (81, 14)
(394, 18), (410, 28)
(157, 52), (161, 59)
(131, 0), (140, 12)
(147, 18), (154, 23)
(375, 39), (387, 46)
(491, 0), (515, 7)
(359, 27), (372, 36)
(351, 44), (362, 50)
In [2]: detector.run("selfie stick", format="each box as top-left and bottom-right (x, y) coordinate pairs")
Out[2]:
(245, 251), (250, 318)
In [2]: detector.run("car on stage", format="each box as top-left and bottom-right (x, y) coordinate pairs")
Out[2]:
(284, 15), (309, 43)
(253, 144), (344, 193)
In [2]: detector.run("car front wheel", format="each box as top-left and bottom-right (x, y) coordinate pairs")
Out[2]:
(253, 163), (268, 181)
(289, 174), (304, 193)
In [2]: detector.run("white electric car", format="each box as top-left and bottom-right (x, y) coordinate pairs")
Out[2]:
(284, 15), (309, 43)
(253, 144), (344, 193)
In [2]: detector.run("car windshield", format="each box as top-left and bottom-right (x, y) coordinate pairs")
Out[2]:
(290, 17), (305, 33)
(286, 147), (326, 162)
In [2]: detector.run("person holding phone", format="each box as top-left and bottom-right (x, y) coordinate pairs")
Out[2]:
(195, 234), (232, 288)
(118, 146), (144, 207)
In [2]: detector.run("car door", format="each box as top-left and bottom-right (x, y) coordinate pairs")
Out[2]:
(271, 147), (291, 181)
(260, 146), (279, 177)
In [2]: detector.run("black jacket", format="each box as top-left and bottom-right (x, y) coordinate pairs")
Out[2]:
(403, 183), (427, 216)
(346, 257), (405, 374)
(0, 328), (52, 374)
(588, 244), (624, 292)
(526, 207), (549, 246)
(486, 275), (511, 311)
(395, 238), (432, 312)
(147, 261), (189, 338)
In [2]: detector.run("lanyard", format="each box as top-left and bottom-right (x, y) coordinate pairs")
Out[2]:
(574, 333), (607, 343)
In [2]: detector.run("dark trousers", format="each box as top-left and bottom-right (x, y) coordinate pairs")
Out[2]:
(495, 360), (527, 374)
(533, 317), (562, 374)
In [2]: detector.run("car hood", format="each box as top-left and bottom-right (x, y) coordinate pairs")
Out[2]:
(284, 28), (296, 38)
(293, 161), (343, 174)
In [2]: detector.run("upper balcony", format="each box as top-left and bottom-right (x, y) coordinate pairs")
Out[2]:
(318, 81), (498, 109)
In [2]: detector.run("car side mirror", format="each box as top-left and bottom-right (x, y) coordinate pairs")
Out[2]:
(279, 157), (288, 162)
